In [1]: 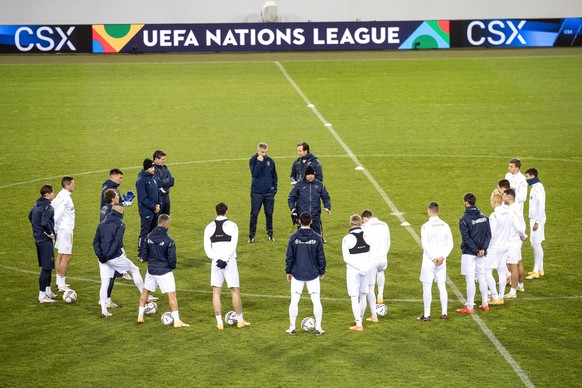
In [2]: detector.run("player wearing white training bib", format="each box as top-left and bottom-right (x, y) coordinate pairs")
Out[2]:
(361, 209), (390, 322)
(342, 214), (373, 332)
(503, 189), (528, 299)
(486, 193), (511, 305)
(51, 176), (76, 292)
(525, 167), (546, 279)
(505, 158), (527, 214)
(204, 202), (249, 330)
(418, 202), (453, 321)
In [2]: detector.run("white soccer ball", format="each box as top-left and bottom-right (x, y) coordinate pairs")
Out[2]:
(225, 311), (238, 326)
(301, 317), (315, 332)
(161, 312), (174, 326)
(376, 303), (388, 317)
(63, 290), (77, 303)
(144, 301), (158, 315)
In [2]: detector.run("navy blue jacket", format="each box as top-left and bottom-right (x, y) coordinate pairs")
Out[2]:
(28, 197), (55, 243)
(290, 152), (323, 182)
(100, 179), (120, 209)
(286, 227), (326, 281)
(136, 170), (159, 216)
(288, 178), (331, 218)
(93, 210), (125, 262)
(153, 164), (174, 196)
(145, 226), (176, 276)
(459, 206), (492, 255)
(249, 154), (278, 194)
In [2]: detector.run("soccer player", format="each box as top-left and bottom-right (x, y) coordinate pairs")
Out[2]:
(136, 158), (160, 262)
(29, 184), (58, 303)
(153, 150), (174, 215)
(361, 209), (390, 312)
(204, 202), (249, 330)
(418, 201), (453, 321)
(51, 176), (75, 292)
(503, 189), (528, 299)
(285, 212), (326, 335)
(248, 142), (278, 243)
(485, 194), (511, 305)
(457, 192), (491, 314)
(93, 204), (145, 318)
(288, 165), (331, 238)
(137, 214), (188, 327)
(525, 167), (546, 279)
(342, 214), (373, 332)
(290, 141), (323, 184)
(505, 158), (527, 214)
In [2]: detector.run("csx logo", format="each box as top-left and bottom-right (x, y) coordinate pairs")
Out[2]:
(467, 20), (526, 46)
(15, 26), (76, 51)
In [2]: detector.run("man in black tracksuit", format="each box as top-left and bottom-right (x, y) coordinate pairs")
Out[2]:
(153, 150), (174, 215)
(248, 142), (278, 243)
(136, 158), (160, 261)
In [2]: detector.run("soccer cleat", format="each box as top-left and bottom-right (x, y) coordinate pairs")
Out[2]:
(479, 305), (490, 312)
(100, 312), (113, 319)
(377, 297), (384, 304)
(526, 272), (539, 280)
(527, 271), (536, 275)
(216, 323), (224, 330)
(122, 272), (133, 280)
(539, 271), (545, 277)
(517, 286), (525, 292)
(456, 307), (475, 315)
(173, 321), (190, 328)
(349, 325), (364, 332)
(58, 286), (71, 292)
(504, 292), (517, 299)
(416, 315), (431, 322)
(237, 320), (250, 328)
(489, 299), (504, 306)
(137, 317), (144, 324)
(39, 297), (57, 303)
(285, 328), (296, 335)
(441, 314), (448, 321)
(137, 257), (147, 263)
(315, 329), (325, 336)
(267, 233), (275, 242)
(322, 237), (328, 244)
(46, 292), (58, 299)
(366, 317), (379, 323)
(247, 235), (255, 243)
(147, 295), (159, 302)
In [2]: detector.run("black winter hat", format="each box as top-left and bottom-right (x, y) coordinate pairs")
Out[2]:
(305, 165), (315, 176)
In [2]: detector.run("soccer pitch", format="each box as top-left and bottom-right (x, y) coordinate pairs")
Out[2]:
(1, 48), (581, 387)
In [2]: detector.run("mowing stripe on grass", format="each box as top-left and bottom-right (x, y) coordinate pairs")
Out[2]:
(275, 61), (535, 388)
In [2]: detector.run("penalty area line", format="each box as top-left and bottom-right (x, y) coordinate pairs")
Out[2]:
(275, 61), (535, 388)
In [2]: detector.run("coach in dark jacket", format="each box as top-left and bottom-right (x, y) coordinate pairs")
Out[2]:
(248, 142), (278, 243)
(136, 158), (160, 261)
(288, 165), (331, 236)
(290, 142), (323, 183)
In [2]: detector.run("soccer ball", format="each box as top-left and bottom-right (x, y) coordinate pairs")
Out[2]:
(225, 311), (238, 326)
(144, 301), (158, 315)
(376, 303), (388, 317)
(63, 290), (77, 303)
(301, 317), (315, 332)
(161, 312), (174, 326)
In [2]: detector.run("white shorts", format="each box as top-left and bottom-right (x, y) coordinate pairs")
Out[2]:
(485, 246), (508, 269)
(506, 241), (523, 264)
(55, 231), (73, 254)
(461, 254), (486, 276)
(290, 276), (320, 295)
(144, 271), (176, 293)
(210, 259), (240, 288)
(530, 220), (546, 243)
(346, 268), (368, 297)
(419, 259), (447, 283)
(99, 254), (139, 279)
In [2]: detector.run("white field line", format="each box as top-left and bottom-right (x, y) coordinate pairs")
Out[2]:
(2, 264), (579, 304)
(275, 61), (535, 387)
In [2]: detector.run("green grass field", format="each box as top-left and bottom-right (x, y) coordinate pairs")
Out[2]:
(1, 48), (581, 387)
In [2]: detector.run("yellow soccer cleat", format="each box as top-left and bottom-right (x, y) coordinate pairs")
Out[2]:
(526, 272), (539, 280)
(365, 317), (379, 323)
(237, 320), (250, 329)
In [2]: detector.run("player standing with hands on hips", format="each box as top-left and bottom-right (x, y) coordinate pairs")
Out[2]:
(248, 142), (278, 243)
(285, 212), (326, 336)
(136, 158), (160, 262)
